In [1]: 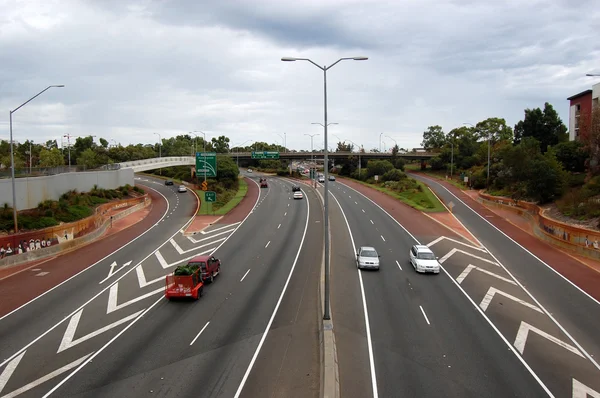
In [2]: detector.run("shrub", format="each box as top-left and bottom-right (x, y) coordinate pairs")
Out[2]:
(382, 169), (406, 182)
(429, 156), (445, 171)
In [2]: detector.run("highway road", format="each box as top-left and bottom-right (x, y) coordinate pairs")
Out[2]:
(322, 179), (549, 397)
(0, 175), (322, 397)
(407, 174), (600, 397)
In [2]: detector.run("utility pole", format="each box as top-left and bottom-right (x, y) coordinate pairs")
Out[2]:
(304, 133), (319, 183)
(63, 134), (72, 170)
(29, 141), (33, 174)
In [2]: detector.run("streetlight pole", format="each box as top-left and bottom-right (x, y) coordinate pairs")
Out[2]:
(153, 133), (162, 175)
(313, 122), (338, 174)
(304, 133), (319, 183)
(586, 73), (600, 77)
(379, 132), (383, 152)
(283, 55), (368, 321)
(386, 135), (398, 151)
(63, 134), (72, 169)
(29, 141), (33, 174)
(337, 135), (363, 178)
(9, 85), (64, 233)
(233, 140), (252, 168)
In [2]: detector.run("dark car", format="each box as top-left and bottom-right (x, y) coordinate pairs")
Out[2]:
(186, 255), (221, 283)
(292, 185), (301, 192)
(165, 180), (174, 186)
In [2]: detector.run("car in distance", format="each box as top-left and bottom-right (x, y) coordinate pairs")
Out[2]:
(292, 185), (301, 192)
(247, 169), (253, 173)
(318, 175), (325, 183)
(328, 175), (335, 181)
(186, 255), (221, 283)
(293, 190), (304, 200)
(260, 178), (268, 188)
(165, 180), (174, 186)
(409, 245), (441, 274)
(356, 246), (380, 270)
(177, 185), (187, 193)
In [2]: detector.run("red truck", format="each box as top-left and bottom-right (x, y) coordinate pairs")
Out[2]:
(165, 268), (204, 300)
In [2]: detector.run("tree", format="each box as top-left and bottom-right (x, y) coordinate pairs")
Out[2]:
(526, 149), (568, 204)
(99, 138), (109, 148)
(475, 117), (513, 143)
(421, 125), (445, 151)
(215, 155), (239, 182)
(578, 105), (600, 176)
(513, 102), (568, 152)
(336, 141), (353, 152)
(72, 136), (96, 164)
(76, 148), (98, 169)
(38, 148), (65, 167)
(211, 136), (230, 153)
(551, 141), (587, 173)
(45, 140), (58, 149)
(366, 160), (394, 177)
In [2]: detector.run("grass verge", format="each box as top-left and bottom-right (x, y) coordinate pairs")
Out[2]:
(196, 177), (248, 216)
(348, 178), (446, 212)
(404, 163), (468, 190)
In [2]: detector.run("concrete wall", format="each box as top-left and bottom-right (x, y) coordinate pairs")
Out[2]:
(0, 168), (134, 210)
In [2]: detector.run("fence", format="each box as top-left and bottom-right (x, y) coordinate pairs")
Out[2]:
(0, 194), (148, 258)
(0, 164), (121, 179)
(477, 192), (600, 260)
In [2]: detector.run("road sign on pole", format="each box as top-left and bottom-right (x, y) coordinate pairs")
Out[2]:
(196, 152), (217, 178)
(251, 151), (280, 160)
(205, 191), (216, 202)
(201, 180), (208, 191)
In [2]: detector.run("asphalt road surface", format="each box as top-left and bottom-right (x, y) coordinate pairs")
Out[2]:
(322, 180), (549, 398)
(410, 173), (600, 397)
(0, 175), (321, 398)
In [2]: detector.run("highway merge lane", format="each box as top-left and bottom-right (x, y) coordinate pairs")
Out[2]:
(410, 173), (600, 397)
(324, 180), (548, 397)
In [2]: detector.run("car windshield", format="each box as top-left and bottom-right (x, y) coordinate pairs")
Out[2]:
(361, 250), (378, 257)
(418, 252), (436, 260)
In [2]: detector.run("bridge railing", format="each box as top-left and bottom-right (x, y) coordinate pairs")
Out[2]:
(0, 164), (122, 179)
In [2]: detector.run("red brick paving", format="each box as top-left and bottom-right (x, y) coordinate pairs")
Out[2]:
(409, 172), (600, 301)
(0, 185), (167, 317)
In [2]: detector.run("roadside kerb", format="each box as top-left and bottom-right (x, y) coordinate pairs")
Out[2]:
(292, 177), (340, 398)
(0, 198), (151, 268)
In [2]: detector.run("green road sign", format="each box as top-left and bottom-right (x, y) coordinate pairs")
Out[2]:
(251, 151), (280, 160)
(205, 191), (217, 202)
(196, 152), (217, 178)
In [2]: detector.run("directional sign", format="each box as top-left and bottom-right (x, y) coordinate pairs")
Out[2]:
(251, 151), (280, 160)
(196, 152), (217, 178)
(205, 191), (217, 203)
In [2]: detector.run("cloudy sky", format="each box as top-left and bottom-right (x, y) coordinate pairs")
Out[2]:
(1, 0), (599, 153)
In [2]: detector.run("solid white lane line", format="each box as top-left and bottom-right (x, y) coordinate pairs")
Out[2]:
(240, 269), (251, 282)
(328, 190), (379, 398)
(277, 224), (281, 229)
(396, 260), (403, 271)
(420, 306), (431, 325)
(381, 235), (385, 242)
(0, 185), (171, 323)
(234, 175), (311, 398)
(284, 212), (287, 216)
(190, 322), (210, 345)
(362, 209), (365, 213)
(265, 241), (270, 248)
(370, 220), (374, 224)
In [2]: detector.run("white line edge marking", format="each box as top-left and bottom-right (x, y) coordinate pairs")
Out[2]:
(0, 183), (170, 323)
(419, 305), (431, 325)
(0, 178), (261, 371)
(233, 175), (311, 398)
(328, 189), (379, 398)
(413, 176), (600, 372)
(190, 322), (210, 346)
(334, 180), (553, 396)
(240, 269), (251, 282)
(43, 178), (263, 397)
(395, 260), (402, 271)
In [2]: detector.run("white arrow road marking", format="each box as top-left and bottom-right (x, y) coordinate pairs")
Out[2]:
(573, 378), (600, 397)
(480, 287), (543, 313)
(106, 283), (163, 314)
(34, 272), (49, 277)
(514, 321), (585, 358)
(0, 352), (25, 395)
(99, 261), (132, 284)
(0, 353), (91, 398)
(427, 236), (485, 251)
(188, 229), (235, 243)
(438, 248), (498, 266)
(456, 265), (518, 285)
(171, 237), (226, 255)
(199, 222), (240, 235)
(58, 309), (143, 353)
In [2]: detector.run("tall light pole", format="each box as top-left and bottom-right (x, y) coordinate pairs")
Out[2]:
(386, 135), (397, 151)
(586, 73), (600, 77)
(283, 55), (368, 321)
(110, 139), (117, 148)
(63, 134), (72, 169)
(336, 135), (363, 178)
(233, 139), (252, 168)
(153, 133), (162, 175)
(313, 122), (338, 173)
(28, 140), (33, 174)
(276, 133), (285, 153)
(10, 85), (64, 233)
(379, 132), (383, 152)
(304, 133), (320, 182)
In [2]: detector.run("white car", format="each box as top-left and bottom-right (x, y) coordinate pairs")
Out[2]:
(293, 191), (303, 200)
(177, 185), (187, 193)
(409, 245), (441, 274)
(356, 246), (380, 270)
(318, 176), (325, 183)
(247, 169), (253, 173)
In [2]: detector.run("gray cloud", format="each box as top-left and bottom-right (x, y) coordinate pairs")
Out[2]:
(1, 0), (599, 152)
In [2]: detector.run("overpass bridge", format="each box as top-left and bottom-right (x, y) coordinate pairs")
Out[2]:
(117, 152), (436, 172)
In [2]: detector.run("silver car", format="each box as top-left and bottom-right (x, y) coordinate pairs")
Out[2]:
(409, 245), (441, 274)
(356, 246), (380, 270)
